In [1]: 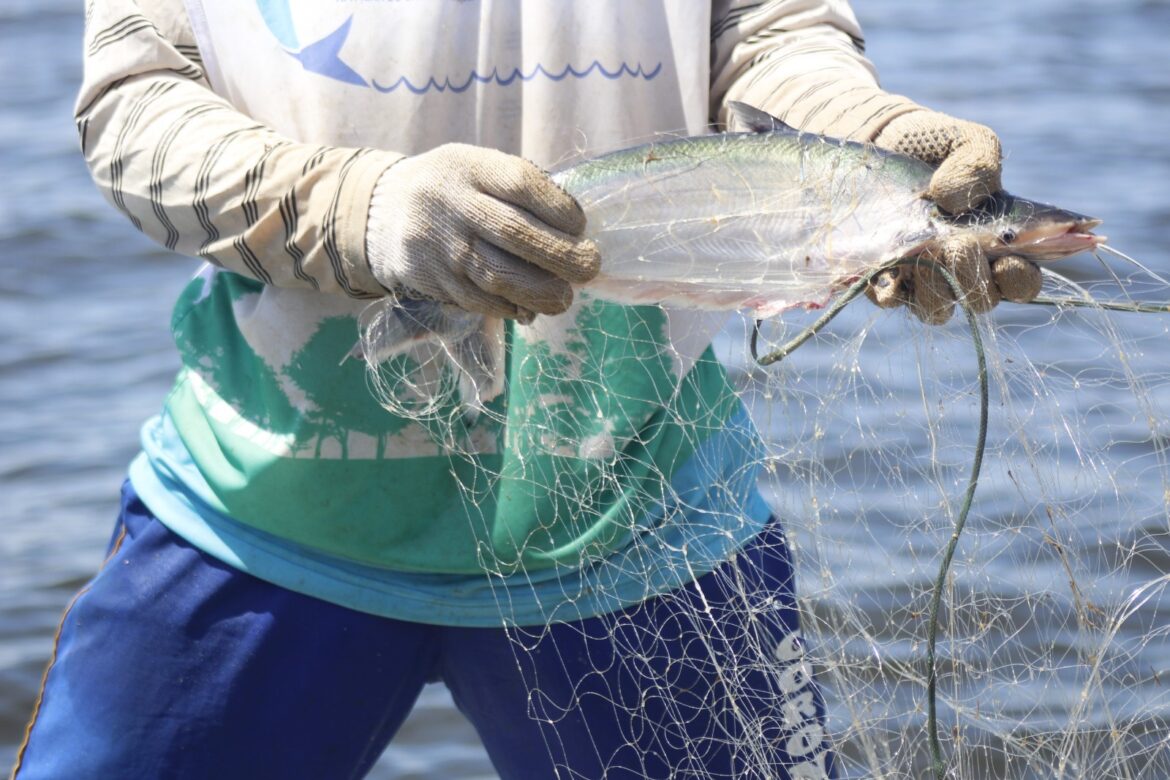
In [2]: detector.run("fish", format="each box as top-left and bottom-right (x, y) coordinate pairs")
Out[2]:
(558, 101), (1103, 317)
(356, 102), (1105, 408)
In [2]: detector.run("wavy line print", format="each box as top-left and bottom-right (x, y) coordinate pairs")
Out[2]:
(371, 60), (664, 95)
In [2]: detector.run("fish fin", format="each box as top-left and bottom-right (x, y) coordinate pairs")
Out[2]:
(725, 101), (799, 134)
(357, 299), (504, 421)
(452, 317), (505, 423)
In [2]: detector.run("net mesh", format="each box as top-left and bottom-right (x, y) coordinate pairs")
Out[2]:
(744, 273), (1170, 778)
(360, 217), (1170, 776)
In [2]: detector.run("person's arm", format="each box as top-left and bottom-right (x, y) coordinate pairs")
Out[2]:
(710, 0), (912, 142)
(77, 0), (401, 298)
(709, 0), (1043, 323)
(77, 0), (597, 315)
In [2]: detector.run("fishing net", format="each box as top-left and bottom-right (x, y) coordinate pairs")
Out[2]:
(361, 238), (1170, 777)
(742, 266), (1170, 779)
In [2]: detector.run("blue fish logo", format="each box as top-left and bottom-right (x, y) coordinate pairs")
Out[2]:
(256, 0), (368, 87)
(253, 0), (662, 94)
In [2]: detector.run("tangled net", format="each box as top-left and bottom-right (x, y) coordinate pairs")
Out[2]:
(750, 261), (1170, 778)
(361, 249), (1170, 777)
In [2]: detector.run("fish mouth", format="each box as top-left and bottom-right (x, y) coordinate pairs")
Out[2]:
(1010, 218), (1105, 262)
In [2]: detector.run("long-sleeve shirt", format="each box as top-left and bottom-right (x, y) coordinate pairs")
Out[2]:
(77, 0), (905, 299)
(78, 0), (904, 625)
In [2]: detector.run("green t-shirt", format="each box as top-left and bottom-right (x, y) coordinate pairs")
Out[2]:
(156, 268), (760, 578)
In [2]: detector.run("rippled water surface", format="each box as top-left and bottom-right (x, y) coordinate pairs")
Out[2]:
(2, 1), (1169, 777)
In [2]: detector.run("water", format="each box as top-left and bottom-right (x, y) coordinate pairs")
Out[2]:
(2, 1), (1168, 776)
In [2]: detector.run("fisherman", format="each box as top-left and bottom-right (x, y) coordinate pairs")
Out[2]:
(15, 1), (1042, 778)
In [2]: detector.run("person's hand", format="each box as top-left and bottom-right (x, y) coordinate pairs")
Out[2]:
(366, 143), (601, 321)
(867, 111), (1042, 324)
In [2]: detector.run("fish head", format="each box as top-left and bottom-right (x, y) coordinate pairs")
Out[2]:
(942, 192), (1105, 262)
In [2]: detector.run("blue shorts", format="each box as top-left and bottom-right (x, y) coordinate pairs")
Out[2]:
(13, 483), (833, 779)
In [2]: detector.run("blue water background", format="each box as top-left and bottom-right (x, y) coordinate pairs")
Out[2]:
(2, 1), (1169, 776)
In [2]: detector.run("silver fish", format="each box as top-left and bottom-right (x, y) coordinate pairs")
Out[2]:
(559, 102), (1102, 317)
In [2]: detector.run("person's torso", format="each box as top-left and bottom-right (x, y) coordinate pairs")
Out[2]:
(163, 0), (746, 573)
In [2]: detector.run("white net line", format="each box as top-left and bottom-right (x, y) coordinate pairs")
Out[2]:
(745, 277), (1170, 777)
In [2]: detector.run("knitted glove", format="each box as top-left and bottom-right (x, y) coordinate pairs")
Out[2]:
(866, 111), (1043, 323)
(366, 143), (600, 320)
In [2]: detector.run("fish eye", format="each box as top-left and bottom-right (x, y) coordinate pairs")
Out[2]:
(999, 229), (1018, 244)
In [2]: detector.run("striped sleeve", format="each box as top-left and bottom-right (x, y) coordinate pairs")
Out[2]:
(709, 0), (920, 141)
(75, 0), (401, 298)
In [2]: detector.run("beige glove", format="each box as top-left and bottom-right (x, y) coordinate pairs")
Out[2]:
(724, 70), (1042, 324)
(366, 143), (600, 320)
(867, 110), (1043, 324)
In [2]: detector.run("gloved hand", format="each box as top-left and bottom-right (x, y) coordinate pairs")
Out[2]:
(366, 143), (601, 321)
(867, 110), (1043, 324)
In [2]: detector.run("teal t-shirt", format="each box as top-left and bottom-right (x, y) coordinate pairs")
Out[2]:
(131, 404), (771, 626)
